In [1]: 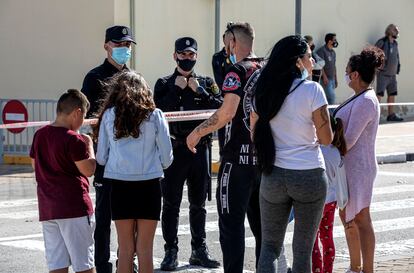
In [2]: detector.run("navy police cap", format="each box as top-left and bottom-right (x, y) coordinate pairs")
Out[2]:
(175, 37), (197, 53)
(105, 26), (136, 44)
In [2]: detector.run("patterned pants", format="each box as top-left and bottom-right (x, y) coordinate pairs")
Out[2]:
(312, 201), (337, 273)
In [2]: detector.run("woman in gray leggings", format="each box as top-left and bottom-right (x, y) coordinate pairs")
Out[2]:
(251, 35), (333, 273)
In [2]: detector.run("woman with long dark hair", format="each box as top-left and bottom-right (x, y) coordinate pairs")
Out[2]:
(251, 35), (333, 273)
(94, 71), (173, 273)
(335, 47), (384, 273)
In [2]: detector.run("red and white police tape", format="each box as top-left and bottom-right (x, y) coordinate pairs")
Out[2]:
(0, 109), (217, 130)
(1, 103), (414, 130)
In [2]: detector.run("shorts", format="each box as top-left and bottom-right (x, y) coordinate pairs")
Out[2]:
(110, 178), (161, 220)
(376, 74), (398, 96)
(42, 214), (95, 272)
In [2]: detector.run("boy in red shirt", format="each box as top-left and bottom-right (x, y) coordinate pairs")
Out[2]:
(30, 89), (96, 273)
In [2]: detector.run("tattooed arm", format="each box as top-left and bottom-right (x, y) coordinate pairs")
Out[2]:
(186, 93), (240, 153)
(312, 104), (333, 145)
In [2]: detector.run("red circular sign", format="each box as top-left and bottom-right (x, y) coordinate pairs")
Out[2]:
(2, 100), (28, 134)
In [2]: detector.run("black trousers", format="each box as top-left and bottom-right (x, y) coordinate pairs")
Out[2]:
(216, 161), (261, 273)
(93, 164), (113, 273)
(161, 143), (210, 251)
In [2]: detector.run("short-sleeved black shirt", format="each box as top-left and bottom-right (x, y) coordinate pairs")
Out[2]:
(221, 57), (264, 165)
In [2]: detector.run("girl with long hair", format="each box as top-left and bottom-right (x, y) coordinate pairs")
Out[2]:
(335, 46), (384, 273)
(95, 71), (173, 273)
(251, 35), (333, 273)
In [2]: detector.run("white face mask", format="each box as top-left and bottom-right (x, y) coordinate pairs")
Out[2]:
(344, 74), (351, 86)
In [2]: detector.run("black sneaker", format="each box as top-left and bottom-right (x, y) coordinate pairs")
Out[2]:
(387, 113), (404, 122)
(287, 267), (292, 273)
(160, 248), (178, 271)
(189, 247), (220, 268)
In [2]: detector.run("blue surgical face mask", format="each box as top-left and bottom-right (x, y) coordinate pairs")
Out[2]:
(301, 68), (309, 80)
(111, 47), (131, 65)
(229, 53), (237, 64)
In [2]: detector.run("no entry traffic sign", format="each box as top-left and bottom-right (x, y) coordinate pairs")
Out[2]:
(1, 100), (28, 134)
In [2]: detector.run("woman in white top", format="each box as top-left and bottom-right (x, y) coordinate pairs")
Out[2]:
(251, 35), (333, 273)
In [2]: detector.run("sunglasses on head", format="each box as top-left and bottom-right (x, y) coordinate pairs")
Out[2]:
(226, 22), (236, 39)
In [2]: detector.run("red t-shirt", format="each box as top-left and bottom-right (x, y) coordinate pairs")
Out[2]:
(30, 125), (94, 221)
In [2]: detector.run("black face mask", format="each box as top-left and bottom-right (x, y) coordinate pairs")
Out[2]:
(177, 58), (196, 72)
(332, 41), (339, 48)
(310, 44), (315, 51)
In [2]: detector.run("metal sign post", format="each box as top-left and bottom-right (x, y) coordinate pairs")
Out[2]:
(295, 0), (302, 35)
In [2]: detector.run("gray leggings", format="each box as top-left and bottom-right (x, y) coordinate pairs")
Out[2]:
(257, 167), (327, 273)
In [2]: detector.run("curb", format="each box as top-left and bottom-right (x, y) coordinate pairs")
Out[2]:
(3, 153), (414, 170)
(377, 152), (414, 164)
(3, 155), (31, 165)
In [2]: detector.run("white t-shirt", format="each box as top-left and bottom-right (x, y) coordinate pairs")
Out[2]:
(270, 79), (327, 170)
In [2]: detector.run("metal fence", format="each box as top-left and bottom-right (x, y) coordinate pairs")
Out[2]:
(0, 99), (57, 163)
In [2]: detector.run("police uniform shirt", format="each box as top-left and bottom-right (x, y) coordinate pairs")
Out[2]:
(81, 59), (128, 118)
(221, 57), (264, 165)
(154, 69), (222, 140)
(212, 47), (232, 89)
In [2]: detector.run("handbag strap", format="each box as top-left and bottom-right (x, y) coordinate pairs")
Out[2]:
(288, 79), (306, 95)
(333, 87), (372, 117)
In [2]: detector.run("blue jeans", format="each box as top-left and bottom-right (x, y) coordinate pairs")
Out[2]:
(322, 79), (336, 105)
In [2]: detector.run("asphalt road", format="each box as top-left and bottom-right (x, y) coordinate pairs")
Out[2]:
(0, 162), (413, 273)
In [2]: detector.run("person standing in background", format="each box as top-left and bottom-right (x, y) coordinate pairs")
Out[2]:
(317, 33), (338, 104)
(212, 25), (234, 156)
(304, 35), (325, 83)
(375, 24), (403, 121)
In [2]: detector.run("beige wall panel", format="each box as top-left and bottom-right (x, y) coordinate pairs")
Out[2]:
(220, 0), (295, 59)
(133, 0), (215, 88)
(0, 0), (115, 100)
(115, 0), (130, 26)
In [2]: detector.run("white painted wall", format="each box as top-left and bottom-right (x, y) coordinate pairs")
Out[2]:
(0, 0), (115, 100)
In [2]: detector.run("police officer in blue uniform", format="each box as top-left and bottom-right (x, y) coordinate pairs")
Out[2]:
(154, 37), (222, 271)
(81, 25), (135, 273)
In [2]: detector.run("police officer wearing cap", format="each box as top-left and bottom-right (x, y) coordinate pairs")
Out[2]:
(81, 25), (135, 273)
(154, 37), (222, 271)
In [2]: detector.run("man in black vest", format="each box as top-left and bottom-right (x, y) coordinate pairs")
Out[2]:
(187, 22), (263, 273)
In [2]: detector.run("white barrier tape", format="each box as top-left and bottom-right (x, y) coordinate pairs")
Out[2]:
(0, 109), (217, 130)
(1, 102), (414, 130)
